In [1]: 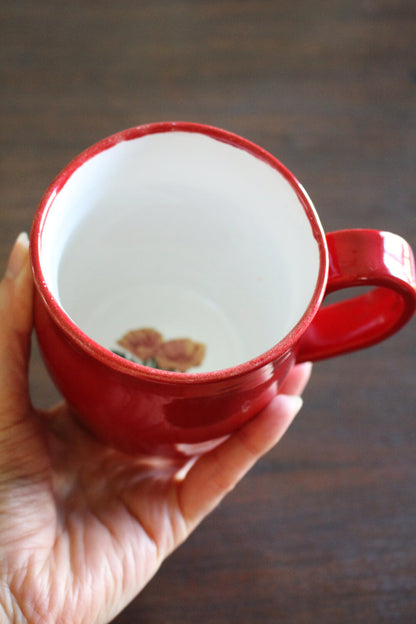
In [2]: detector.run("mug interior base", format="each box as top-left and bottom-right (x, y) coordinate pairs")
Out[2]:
(68, 282), (248, 373)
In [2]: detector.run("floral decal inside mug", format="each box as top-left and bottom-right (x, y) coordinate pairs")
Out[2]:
(113, 327), (206, 372)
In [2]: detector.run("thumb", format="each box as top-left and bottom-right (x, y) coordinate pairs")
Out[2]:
(0, 233), (34, 414)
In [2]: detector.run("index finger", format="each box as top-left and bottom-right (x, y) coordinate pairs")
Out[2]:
(177, 393), (303, 533)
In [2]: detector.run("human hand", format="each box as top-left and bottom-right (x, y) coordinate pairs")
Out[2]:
(0, 234), (311, 624)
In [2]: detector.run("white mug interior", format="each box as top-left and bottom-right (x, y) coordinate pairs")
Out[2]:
(39, 130), (321, 373)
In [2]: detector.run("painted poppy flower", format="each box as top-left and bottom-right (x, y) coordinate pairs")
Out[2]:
(117, 327), (163, 361)
(155, 338), (206, 372)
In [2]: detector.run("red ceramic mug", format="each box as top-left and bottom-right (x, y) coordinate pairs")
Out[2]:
(30, 122), (416, 457)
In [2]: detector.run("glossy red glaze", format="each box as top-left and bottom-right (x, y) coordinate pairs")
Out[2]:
(297, 230), (416, 361)
(30, 123), (416, 457)
(34, 291), (296, 456)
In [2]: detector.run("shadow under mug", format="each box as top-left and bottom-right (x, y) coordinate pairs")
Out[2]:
(30, 122), (416, 457)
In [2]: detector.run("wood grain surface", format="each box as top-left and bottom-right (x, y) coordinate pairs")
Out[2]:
(1, 2), (415, 622)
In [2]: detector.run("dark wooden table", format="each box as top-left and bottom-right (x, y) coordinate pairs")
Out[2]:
(2, 2), (415, 622)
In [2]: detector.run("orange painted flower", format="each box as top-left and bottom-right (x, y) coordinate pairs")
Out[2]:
(117, 328), (163, 361)
(155, 338), (206, 372)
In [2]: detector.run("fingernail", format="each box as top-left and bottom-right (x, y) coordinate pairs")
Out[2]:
(289, 395), (303, 415)
(6, 233), (30, 280)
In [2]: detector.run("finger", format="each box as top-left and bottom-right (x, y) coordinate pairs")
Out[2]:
(0, 233), (34, 413)
(178, 393), (303, 532)
(279, 361), (312, 396)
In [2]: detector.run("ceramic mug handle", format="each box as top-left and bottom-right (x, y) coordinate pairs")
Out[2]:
(297, 229), (416, 362)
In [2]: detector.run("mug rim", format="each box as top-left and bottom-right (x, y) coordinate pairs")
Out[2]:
(30, 121), (328, 383)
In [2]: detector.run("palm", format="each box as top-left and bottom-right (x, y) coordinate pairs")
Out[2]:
(3, 401), (196, 623)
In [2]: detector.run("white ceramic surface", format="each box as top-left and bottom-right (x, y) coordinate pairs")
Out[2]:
(40, 131), (320, 372)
